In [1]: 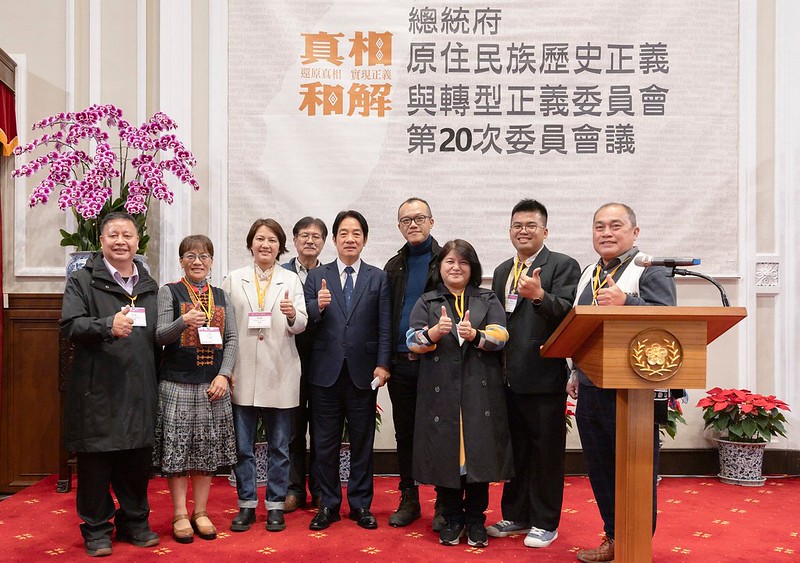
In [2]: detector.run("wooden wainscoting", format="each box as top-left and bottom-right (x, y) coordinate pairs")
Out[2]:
(0, 294), (63, 493)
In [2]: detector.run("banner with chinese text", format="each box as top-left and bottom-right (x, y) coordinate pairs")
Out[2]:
(228, 0), (738, 274)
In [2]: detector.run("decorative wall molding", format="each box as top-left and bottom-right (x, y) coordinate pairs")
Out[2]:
(754, 258), (779, 292)
(774, 0), (799, 440)
(208, 0), (229, 286)
(158, 0), (193, 283)
(737, 0), (757, 390)
(11, 54), (64, 278)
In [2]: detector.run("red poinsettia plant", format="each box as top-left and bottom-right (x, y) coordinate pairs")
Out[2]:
(565, 400), (576, 431)
(696, 387), (791, 443)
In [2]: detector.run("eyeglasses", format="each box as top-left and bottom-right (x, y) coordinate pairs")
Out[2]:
(296, 232), (323, 242)
(183, 253), (212, 262)
(399, 215), (430, 227)
(510, 222), (543, 233)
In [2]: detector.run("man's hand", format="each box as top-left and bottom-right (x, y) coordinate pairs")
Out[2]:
(373, 365), (390, 387)
(430, 305), (452, 342)
(457, 310), (477, 341)
(182, 302), (207, 329)
(112, 306), (134, 338)
(317, 279), (331, 311)
(595, 275), (626, 306)
(567, 374), (579, 399)
(517, 267), (545, 301)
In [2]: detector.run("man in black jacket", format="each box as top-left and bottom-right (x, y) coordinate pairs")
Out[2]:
(61, 212), (160, 557)
(488, 199), (580, 549)
(383, 197), (443, 528)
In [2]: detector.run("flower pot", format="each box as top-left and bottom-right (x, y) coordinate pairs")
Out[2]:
(67, 251), (93, 278)
(228, 442), (269, 487)
(67, 251), (150, 277)
(715, 438), (767, 486)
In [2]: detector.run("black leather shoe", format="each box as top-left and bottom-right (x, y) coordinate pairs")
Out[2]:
(115, 528), (159, 548)
(349, 507), (378, 530)
(309, 506), (340, 530)
(230, 508), (257, 532)
(266, 509), (286, 532)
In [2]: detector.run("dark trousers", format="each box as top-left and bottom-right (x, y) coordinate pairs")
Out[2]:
(501, 389), (567, 531)
(388, 355), (420, 491)
(310, 363), (377, 511)
(288, 362), (319, 499)
(76, 448), (153, 542)
(438, 478), (489, 525)
(576, 384), (660, 540)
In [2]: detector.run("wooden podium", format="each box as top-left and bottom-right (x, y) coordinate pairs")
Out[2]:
(540, 306), (746, 562)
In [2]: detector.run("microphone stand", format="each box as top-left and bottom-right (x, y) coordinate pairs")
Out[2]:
(668, 268), (730, 307)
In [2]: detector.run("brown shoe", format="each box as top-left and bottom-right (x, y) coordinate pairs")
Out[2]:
(172, 514), (194, 544)
(576, 535), (614, 562)
(190, 511), (217, 541)
(284, 494), (305, 513)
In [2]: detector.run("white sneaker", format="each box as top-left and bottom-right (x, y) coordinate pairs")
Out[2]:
(524, 527), (558, 548)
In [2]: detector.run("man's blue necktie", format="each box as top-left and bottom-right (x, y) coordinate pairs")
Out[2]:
(343, 266), (354, 311)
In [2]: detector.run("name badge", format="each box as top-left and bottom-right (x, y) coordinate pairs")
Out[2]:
(505, 293), (518, 313)
(125, 306), (147, 327)
(198, 326), (223, 345)
(248, 311), (272, 329)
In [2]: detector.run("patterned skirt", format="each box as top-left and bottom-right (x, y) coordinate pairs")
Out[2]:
(153, 379), (238, 476)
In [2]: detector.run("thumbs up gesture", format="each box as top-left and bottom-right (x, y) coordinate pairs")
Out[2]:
(112, 305), (134, 338)
(430, 305), (452, 342)
(318, 278), (332, 310)
(596, 274), (626, 306)
(517, 267), (544, 301)
(182, 301), (207, 329)
(457, 309), (477, 341)
(279, 289), (296, 319)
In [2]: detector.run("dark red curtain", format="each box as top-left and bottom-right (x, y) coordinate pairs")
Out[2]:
(0, 80), (14, 401)
(0, 80), (17, 155)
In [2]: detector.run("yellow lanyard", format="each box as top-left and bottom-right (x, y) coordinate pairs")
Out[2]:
(181, 278), (214, 325)
(511, 258), (527, 293)
(451, 290), (465, 321)
(253, 266), (274, 311)
(128, 294), (138, 307)
(591, 257), (630, 304)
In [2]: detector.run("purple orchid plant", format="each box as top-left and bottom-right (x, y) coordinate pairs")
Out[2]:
(13, 104), (199, 253)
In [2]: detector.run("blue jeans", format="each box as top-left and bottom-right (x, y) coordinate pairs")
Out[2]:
(232, 405), (293, 510)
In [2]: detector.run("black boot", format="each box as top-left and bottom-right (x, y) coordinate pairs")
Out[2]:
(266, 509), (286, 532)
(230, 508), (257, 532)
(388, 487), (422, 527)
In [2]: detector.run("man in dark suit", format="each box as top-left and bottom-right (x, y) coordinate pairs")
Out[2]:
(304, 210), (391, 531)
(282, 216), (328, 512)
(488, 199), (580, 549)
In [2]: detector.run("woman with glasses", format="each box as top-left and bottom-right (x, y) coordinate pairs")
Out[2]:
(153, 235), (239, 544)
(222, 218), (308, 533)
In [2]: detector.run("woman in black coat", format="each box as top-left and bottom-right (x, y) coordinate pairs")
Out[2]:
(407, 239), (513, 548)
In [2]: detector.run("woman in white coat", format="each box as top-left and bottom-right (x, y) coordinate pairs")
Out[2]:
(222, 218), (307, 533)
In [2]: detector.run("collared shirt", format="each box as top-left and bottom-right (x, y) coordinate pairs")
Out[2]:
(337, 258), (362, 288)
(503, 248), (543, 297)
(577, 246), (639, 306)
(103, 257), (139, 295)
(292, 258), (320, 284)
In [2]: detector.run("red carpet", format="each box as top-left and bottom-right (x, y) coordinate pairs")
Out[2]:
(1, 475), (798, 561)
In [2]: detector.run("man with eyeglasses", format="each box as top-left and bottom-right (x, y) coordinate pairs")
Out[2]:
(282, 217), (328, 512)
(487, 199), (580, 549)
(383, 197), (443, 529)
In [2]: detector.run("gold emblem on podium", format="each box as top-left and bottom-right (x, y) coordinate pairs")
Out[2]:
(629, 329), (683, 381)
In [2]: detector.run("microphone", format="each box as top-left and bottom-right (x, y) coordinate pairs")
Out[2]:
(634, 255), (701, 268)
